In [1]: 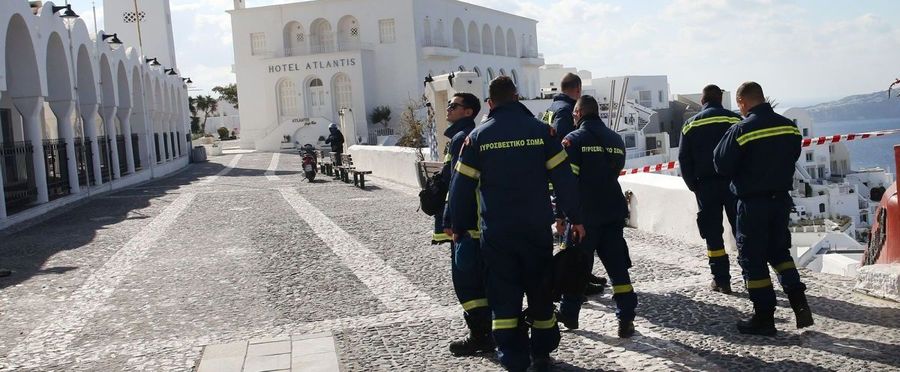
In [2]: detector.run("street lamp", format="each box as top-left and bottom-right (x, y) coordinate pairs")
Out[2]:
(102, 33), (123, 49)
(182, 77), (193, 84)
(164, 68), (177, 76)
(145, 58), (161, 67)
(52, 4), (79, 19)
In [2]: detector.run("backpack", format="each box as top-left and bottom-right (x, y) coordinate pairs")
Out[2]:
(419, 169), (448, 216)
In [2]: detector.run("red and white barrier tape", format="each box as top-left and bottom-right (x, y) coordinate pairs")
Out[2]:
(619, 128), (900, 176)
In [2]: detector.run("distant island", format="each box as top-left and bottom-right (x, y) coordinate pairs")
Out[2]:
(803, 90), (900, 122)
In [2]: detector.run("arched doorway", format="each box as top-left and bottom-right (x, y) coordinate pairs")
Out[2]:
(306, 77), (327, 118)
(331, 73), (352, 120)
(283, 21), (306, 56)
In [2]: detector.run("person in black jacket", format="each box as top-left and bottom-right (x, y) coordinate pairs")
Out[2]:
(714, 82), (813, 336)
(324, 123), (345, 165)
(678, 85), (743, 294)
(545, 73), (581, 140)
(433, 93), (494, 356)
(557, 95), (636, 338)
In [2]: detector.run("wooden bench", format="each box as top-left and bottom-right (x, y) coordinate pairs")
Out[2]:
(417, 161), (444, 189)
(338, 153), (373, 189)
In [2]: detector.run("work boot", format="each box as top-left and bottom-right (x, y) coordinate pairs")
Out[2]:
(555, 310), (578, 330)
(589, 275), (608, 286)
(736, 312), (776, 336)
(530, 355), (553, 372)
(448, 332), (495, 356)
(0, 269), (11, 278)
(617, 320), (635, 338)
(710, 280), (733, 294)
(584, 282), (605, 296)
(788, 291), (814, 329)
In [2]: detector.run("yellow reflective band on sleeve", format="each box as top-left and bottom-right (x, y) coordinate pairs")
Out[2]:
(492, 318), (518, 330)
(773, 261), (797, 273)
(531, 314), (557, 329)
(546, 150), (567, 170)
(461, 298), (489, 311)
(682, 116), (741, 135)
(432, 233), (451, 242)
(444, 153), (452, 163)
(468, 230), (481, 239)
(707, 249), (727, 258)
(746, 278), (773, 289)
(613, 284), (634, 294)
(455, 161), (481, 180)
(548, 182), (554, 191)
(570, 163), (580, 175)
(736, 126), (801, 146)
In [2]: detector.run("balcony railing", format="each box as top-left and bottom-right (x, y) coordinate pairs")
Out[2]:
(73, 137), (95, 186)
(268, 41), (373, 58)
(1, 141), (37, 214)
(131, 134), (142, 170)
(42, 139), (70, 200)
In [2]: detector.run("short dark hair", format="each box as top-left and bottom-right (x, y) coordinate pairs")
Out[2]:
(561, 73), (582, 92)
(701, 84), (723, 105)
(453, 92), (481, 119)
(736, 81), (765, 103)
(489, 76), (518, 105)
(575, 95), (599, 117)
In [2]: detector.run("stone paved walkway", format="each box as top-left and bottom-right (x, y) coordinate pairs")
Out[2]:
(0, 152), (898, 371)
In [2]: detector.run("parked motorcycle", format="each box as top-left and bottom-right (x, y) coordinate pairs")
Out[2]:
(300, 144), (317, 182)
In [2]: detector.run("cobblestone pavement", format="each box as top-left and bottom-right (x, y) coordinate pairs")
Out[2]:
(1, 151), (899, 371)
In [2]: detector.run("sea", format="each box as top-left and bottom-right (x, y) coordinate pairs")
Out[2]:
(814, 118), (900, 176)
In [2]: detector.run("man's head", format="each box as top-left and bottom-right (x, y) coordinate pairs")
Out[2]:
(701, 84), (723, 106)
(735, 81), (765, 117)
(446, 93), (481, 122)
(488, 76), (518, 109)
(561, 73), (582, 99)
(328, 122), (338, 131)
(573, 95), (599, 124)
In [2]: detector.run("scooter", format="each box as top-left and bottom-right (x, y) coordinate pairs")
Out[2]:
(300, 144), (317, 182)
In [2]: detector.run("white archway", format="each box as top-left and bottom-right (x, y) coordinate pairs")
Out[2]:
(305, 77), (327, 118)
(337, 15), (360, 51)
(283, 21), (306, 56)
(506, 29), (517, 57)
(481, 25), (493, 55)
(494, 26), (505, 56)
(310, 18), (334, 54)
(452, 18), (465, 51)
(331, 73), (352, 120)
(277, 78), (298, 117)
(467, 21), (480, 53)
(423, 17), (432, 46)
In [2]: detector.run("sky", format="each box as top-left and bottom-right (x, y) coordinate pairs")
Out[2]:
(65, 0), (900, 108)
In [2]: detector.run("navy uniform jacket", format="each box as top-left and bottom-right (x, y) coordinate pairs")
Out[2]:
(325, 128), (345, 153)
(449, 102), (582, 234)
(713, 103), (801, 198)
(562, 115), (628, 226)
(440, 117), (477, 229)
(678, 103), (743, 191)
(547, 94), (577, 140)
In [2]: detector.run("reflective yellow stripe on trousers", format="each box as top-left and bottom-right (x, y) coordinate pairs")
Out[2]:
(492, 318), (518, 330)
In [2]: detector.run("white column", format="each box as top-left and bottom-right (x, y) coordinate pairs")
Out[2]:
(151, 111), (163, 163)
(80, 103), (103, 186)
(48, 100), (81, 194)
(13, 96), (49, 204)
(99, 106), (121, 179)
(0, 91), (6, 219)
(117, 108), (135, 174)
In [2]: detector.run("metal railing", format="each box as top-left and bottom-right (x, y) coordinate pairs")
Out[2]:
(131, 134), (142, 170)
(73, 137), (95, 186)
(116, 135), (128, 175)
(163, 133), (170, 160)
(42, 139), (70, 200)
(367, 127), (396, 144)
(1, 141), (37, 214)
(96, 136), (113, 183)
(176, 131), (183, 157)
(423, 38), (449, 48)
(154, 133), (161, 163)
(170, 132), (177, 158)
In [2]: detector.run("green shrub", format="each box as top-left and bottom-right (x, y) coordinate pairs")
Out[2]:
(217, 127), (230, 141)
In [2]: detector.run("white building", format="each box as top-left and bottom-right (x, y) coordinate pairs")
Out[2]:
(538, 64), (592, 98)
(591, 75), (670, 111)
(0, 1), (190, 228)
(228, 0), (545, 151)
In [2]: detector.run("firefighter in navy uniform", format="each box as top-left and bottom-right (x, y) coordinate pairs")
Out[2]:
(545, 73), (582, 140)
(556, 96), (637, 338)
(714, 82), (814, 335)
(449, 76), (584, 372)
(432, 93), (494, 356)
(678, 85), (743, 294)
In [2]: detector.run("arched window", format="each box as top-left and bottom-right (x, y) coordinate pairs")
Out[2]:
(819, 203), (826, 213)
(473, 66), (481, 77)
(423, 17), (433, 46)
(482, 25), (493, 55)
(452, 18), (466, 51)
(467, 21), (481, 53)
(338, 15), (360, 51)
(511, 69), (519, 85)
(310, 18), (334, 53)
(435, 19), (446, 47)
(499, 68), (506, 76)
(486, 68), (495, 81)
(494, 26), (505, 56)
(458, 65), (466, 72)
(506, 28), (516, 57)
(277, 79), (298, 117)
(283, 21), (305, 56)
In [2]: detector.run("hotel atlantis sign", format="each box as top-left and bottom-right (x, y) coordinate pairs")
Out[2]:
(267, 58), (357, 73)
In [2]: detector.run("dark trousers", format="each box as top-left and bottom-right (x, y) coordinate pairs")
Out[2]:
(481, 228), (559, 372)
(736, 193), (807, 313)
(694, 178), (737, 285)
(452, 236), (491, 335)
(560, 223), (637, 322)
